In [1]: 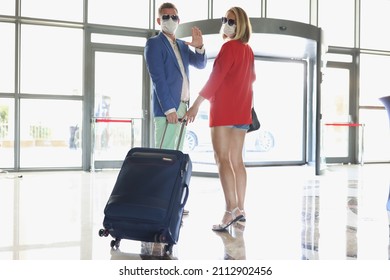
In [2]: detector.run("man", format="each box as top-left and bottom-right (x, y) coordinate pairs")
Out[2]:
(144, 2), (207, 151)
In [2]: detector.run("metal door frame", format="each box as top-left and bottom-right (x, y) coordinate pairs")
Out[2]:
(83, 26), (151, 171)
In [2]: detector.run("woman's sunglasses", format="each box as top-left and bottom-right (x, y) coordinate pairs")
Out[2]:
(162, 14), (179, 22)
(221, 17), (236, 26)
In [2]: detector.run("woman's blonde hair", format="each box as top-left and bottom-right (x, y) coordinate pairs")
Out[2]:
(224, 7), (252, 43)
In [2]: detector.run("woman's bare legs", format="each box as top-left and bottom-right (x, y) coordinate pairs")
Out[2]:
(211, 126), (247, 227)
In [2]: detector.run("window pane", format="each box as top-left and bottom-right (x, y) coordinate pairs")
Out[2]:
(318, 0), (354, 47)
(20, 25), (82, 95)
(0, 0), (15, 15)
(0, 98), (14, 168)
(91, 34), (146, 47)
(155, 0), (209, 24)
(20, 99), (82, 168)
(21, 0), (82, 22)
(361, 0), (390, 50)
(213, 0), (261, 18)
(360, 54), (390, 106)
(88, 0), (149, 28)
(360, 109), (390, 161)
(267, 0), (310, 23)
(0, 23), (15, 93)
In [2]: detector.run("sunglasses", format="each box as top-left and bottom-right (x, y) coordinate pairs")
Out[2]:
(162, 14), (179, 22)
(221, 17), (236, 26)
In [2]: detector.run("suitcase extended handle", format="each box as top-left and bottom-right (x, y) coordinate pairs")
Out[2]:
(159, 118), (187, 150)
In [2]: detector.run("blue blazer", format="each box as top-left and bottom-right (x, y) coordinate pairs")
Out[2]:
(145, 32), (207, 117)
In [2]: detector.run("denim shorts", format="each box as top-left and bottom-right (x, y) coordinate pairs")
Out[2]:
(226, 124), (250, 131)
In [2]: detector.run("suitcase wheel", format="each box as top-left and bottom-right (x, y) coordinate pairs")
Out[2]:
(164, 244), (173, 255)
(110, 238), (121, 250)
(154, 231), (167, 243)
(98, 228), (109, 237)
(158, 234), (166, 243)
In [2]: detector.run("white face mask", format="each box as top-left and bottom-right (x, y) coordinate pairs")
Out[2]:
(221, 23), (236, 38)
(161, 18), (179, 35)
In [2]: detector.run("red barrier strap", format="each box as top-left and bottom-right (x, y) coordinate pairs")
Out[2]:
(325, 123), (363, 127)
(95, 118), (132, 123)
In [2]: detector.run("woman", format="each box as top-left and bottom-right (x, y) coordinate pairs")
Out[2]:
(185, 7), (256, 231)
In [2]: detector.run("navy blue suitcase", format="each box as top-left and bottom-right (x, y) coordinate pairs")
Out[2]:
(99, 121), (191, 255)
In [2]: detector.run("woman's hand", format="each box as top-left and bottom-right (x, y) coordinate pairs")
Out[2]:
(185, 106), (199, 123)
(185, 95), (205, 123)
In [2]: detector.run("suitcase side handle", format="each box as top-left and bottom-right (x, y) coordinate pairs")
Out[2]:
(159, 118), (187, 150)
(180, 184), (189, 207)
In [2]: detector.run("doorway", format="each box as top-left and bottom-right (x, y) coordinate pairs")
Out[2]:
(322, 60), (359, 164)
(89, 49), (145, 170)
(177, 18), (322, 173)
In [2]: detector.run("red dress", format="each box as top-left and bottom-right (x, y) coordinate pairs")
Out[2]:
(199, 39), (256, 127)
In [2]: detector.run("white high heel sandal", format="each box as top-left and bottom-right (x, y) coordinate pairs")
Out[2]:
(212, 207), (244, 232)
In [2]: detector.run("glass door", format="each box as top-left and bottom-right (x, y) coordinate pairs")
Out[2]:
(322, 64), (357, 164)
(91, 50), (145, 170)
(246, 59), (306, 164)
(169, 18), (323, 173)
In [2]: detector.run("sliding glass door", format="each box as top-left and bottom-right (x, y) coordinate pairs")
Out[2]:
(247, 59), (306, 164)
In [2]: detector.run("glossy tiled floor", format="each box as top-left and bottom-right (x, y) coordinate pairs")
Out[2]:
(0, 164), (389, 260)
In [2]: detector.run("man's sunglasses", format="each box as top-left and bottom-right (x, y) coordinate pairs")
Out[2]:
(221, 17), (236, 26)
(162, 14), (179, 22)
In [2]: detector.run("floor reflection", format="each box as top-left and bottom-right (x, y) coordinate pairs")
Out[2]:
(0, 164), (389, 260)
(213, 222), (246, 260)
(110, 242), (177, 260)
